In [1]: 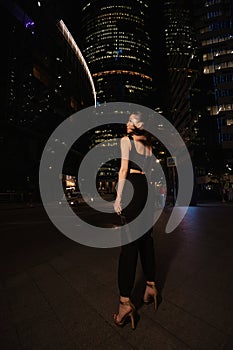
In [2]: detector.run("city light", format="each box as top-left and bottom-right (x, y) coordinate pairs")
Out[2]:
(57, 20), (97, 107)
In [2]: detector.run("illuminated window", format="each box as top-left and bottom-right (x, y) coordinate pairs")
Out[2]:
(204, 65), (215, 74)
(227, 119), (233, 126)
(203, 53), (213, 61)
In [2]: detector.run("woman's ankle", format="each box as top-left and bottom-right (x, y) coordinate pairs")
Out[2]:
(146, 281), (156, 286)
(120, 296), (130, 303)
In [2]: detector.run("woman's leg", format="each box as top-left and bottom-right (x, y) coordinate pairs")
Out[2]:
(118, 173), (146, 296)
(139, 230), (156, 282)
(114, 173), (148, 324)
(139, 231), (158, 309)
(118, 240), (139, 297)
(114, 240), (138, 326)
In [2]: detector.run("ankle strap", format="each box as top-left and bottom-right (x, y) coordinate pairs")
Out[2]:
(120, 299), (134, 308)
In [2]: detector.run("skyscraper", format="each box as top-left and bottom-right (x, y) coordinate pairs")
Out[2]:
(164, 0), (198, 143)
(193, 0), (233, 170)
(0, 0), (95, 191)
(79, 0), (154, 106)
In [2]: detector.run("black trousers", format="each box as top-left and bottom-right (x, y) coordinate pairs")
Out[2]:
(118, 173), (156, 297)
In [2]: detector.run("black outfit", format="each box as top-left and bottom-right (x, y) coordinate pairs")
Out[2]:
(118, 136), (156, 297)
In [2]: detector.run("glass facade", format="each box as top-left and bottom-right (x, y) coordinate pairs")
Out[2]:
(194, 0), (233, 161)
(80, 0), (153, 106)
(164, 0), (198, 143)
(1, 0), (95, 191)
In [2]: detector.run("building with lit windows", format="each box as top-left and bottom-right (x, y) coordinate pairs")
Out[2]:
(79, 0), (154, 106)
(164, 0), (199, 143)
(0, 0), (95, 192)
(192, 0), (233, 177)
(76, 0), (157, 171)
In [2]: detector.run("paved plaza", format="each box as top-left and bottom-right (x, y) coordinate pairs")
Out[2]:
(0, 201), (233, 349)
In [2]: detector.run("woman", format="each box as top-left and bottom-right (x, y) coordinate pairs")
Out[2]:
(113, 112), (158, 330)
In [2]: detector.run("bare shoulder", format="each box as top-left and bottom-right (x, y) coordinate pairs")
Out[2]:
(121, 136), (131, 147)
(121, 135), (130, 141)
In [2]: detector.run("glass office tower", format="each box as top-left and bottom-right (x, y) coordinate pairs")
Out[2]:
(79, 0), (153, 106)
(164, 0), (198, 143)
(1, 0), (95, 191)
(194, 0), (233, 167)
(78, 0), (155, 189)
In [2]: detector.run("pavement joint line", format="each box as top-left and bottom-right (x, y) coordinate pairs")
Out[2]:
(164, 297), (230, 337)
(29, 262), (128, 348)
(143, 314), (194, 350)
(27, 270), (79, 349)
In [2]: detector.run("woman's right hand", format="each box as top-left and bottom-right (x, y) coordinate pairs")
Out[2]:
(114, 197), (122, 215)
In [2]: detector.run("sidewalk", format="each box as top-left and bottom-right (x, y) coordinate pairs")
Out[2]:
(0, 204), (233, 349)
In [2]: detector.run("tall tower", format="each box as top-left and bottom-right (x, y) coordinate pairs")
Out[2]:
(79, 0), (153, 106)
(164, 0), (198, 143)
(0, 0), (95, 190)
(193, 0), (233, 170)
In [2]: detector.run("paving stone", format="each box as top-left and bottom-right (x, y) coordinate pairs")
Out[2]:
(153, 299), (226, 350)
(0, 327), (21, 350)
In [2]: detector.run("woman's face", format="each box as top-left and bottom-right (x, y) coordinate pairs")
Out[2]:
(126, 116), (136, 133)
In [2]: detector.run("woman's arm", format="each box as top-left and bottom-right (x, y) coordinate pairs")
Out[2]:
(114, 137), (130, 215)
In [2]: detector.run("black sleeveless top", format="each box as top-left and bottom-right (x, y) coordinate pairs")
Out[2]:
(128, 135), (152, 173)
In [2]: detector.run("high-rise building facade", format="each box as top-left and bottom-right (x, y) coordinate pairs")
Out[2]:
(164, 0), (199, 144)
(1, 0), (95, 191)
(79, 0), (154, 106)
(193, 0), (233, 170)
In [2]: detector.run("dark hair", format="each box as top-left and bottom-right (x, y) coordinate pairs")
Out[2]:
(128, 127), (153, 147)
(127, 111), (154, 146)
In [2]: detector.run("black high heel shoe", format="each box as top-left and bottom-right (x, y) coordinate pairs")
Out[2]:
(143, 282), (158, 310)
(113, 299), (136, 330)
